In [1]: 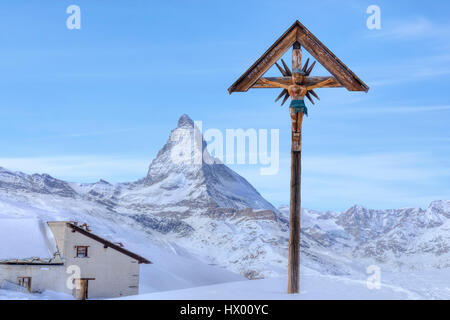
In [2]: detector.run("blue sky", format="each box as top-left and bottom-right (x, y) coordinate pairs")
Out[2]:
(0, 0), (449, 211)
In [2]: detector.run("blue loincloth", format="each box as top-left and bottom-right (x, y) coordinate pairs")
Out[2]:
(289, 99), (308, 116)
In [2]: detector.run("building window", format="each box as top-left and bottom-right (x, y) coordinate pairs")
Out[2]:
(76, 246), (89, 258)
(17, 277), (32, 292)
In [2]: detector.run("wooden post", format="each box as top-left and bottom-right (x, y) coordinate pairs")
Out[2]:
(292, 42), (302, 73)
(288, 118), (303, 294)
(288, 42), (302, 294)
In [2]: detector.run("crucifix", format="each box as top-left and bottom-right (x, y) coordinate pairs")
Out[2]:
(228, 21), (369, 294)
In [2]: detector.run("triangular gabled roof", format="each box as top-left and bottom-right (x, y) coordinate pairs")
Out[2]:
(228, 20), (369, 93)
(67, 223), (151, 264)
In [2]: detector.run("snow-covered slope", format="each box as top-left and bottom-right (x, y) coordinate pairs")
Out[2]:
(0, 219), (57, 260)
(120, 266), (423, 300)
(0, 196), (244, 293)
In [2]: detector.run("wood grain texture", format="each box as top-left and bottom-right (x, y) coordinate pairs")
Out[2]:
(305, 91), (315, 104)
(292, 45), (302, 71)
(302, 58), (310, 73)
(281, 59), (292, 76)
(309, 89), (320, 100)
(228, 28), (297, 93)
(252, 76), (341, 89)
(281, 92), (290, 106)
(275, 89), (288, 102)
(307, 78), (334, 90)
(306, 61), (316, 76)
(288, 149), (301, 294)
(288, 114), (303, 293)
(228, 20), (369, 94)
(275, 62), (288, 76)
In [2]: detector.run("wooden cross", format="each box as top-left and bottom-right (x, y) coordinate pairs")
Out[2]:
(228, 20), (369, 294)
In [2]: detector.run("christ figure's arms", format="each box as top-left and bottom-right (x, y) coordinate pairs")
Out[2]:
(259, 78), (290, 90)
(306, 78), (334, 90)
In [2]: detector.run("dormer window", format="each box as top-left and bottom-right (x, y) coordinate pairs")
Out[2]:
(76, 246), (89, 258)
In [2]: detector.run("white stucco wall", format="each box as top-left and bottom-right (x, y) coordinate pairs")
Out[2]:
(0, 222), (144, 299)
(0, 264), (67, 294)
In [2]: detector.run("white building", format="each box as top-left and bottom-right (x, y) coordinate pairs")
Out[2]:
(0, 219), (151, 299)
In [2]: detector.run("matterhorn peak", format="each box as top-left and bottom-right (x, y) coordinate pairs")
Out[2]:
(142, 114), (278, 212)
(177, 114), (195, 128)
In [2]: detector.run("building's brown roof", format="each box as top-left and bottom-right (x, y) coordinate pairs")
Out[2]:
(228, 20), (369, 94)
(68, 223), (151, 264)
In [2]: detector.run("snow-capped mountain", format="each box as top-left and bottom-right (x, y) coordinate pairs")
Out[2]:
(0, 115), (291, 279)
(117, 114), (280, 218)
(0, 114), (449, 283)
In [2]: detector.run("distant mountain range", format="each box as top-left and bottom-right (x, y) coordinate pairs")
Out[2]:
(281, 199), (450, 272)
(0, 114), (449, 280)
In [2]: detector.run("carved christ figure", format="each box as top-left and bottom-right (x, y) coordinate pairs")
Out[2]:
(261, 73), (333, 132)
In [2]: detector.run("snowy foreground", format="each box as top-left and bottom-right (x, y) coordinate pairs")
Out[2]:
(121, 267), (450, 300)
(0, 289), (73, 300)
(1, 272), (409, 300)
(1, 198), (450, 300)
(5, 265), (450, 300)
(121, 276), (412, 300)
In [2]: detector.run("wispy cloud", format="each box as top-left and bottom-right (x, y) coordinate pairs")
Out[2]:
(362, 17), (450, 87)
(61, 129), (137, 138)
(368, 17), (450, 40)
(232, 151), (449, 210)
(304, 152), (449, 182)
(0, 156), (150, 183)
(0, 151), (447, 211)
(366, 53), (450, 87)
(339, 105), (450, 115)
(369, 70), (450, 87)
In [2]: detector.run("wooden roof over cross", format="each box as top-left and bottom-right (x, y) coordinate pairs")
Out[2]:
(228, 20), (369, 94)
